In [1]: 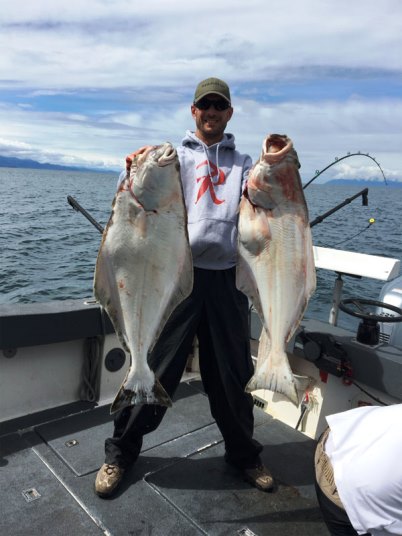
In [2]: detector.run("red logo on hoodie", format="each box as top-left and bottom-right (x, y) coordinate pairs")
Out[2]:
(195, 160), (226, 204)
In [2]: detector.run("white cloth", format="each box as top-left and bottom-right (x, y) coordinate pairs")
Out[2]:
(325, 404), (402, 536)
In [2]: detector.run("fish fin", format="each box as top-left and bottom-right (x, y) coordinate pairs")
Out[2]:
(305, 231), (317, 299)
(246, 351), (300, 406)
(110, 378), (172, 414)
(293, 374), (312, 395)
(177, 245), (194, 299)
(149, 246), (193, 354)
(236, 254), (264, 323)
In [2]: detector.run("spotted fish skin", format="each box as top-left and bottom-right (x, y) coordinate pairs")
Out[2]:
(94, 143), (193, 413)
(236, 134), (316, 405)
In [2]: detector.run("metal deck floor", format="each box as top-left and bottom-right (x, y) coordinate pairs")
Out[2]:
(0, 380), (329, 535)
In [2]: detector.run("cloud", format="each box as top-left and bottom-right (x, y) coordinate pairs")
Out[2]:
(331, 162), (395, 182)
(2, 0), (402, 89)
(0, 0), (401, 179)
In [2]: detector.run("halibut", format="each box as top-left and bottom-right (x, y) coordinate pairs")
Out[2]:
(236, 134), (316, 405)
(94, 143), (193, 413)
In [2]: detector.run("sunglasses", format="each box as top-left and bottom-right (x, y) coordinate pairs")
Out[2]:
(194, 97), (231, 111)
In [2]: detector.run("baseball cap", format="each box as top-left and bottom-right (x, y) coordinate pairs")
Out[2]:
(193, 77), (231, 105)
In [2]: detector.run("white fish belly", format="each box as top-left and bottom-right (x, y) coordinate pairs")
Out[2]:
(262, 213), (314, 346)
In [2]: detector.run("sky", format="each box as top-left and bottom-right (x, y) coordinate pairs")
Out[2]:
(1, 0), (401, 183)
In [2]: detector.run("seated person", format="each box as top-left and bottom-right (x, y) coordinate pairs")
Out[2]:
(315, 403), (402, 536)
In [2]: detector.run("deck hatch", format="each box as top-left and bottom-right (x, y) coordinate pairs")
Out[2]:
(35, 382), (214, 476)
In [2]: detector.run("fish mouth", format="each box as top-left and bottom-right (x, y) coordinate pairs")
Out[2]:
(134, 143), (176, 168)
(265, 134), (288, 152)
(261, 134), (295, 165)
(157, 142), (177, 167)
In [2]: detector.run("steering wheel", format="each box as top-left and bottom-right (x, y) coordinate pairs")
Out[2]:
(339, 298), (402, 323)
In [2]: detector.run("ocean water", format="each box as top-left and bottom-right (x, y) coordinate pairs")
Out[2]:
(0, 167), (400, 329)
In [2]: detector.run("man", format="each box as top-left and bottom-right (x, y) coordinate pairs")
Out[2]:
(315, 404), (402, 535)
(95, 77), (274, 498)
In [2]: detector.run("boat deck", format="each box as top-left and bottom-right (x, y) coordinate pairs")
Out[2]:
(1, 378), (329, 536)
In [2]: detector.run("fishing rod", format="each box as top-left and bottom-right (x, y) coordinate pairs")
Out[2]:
(303, 152), (387, 189)
(309, 188), (368, 228)
(67, 195), (104, 234)
(68, 189), (370, 235)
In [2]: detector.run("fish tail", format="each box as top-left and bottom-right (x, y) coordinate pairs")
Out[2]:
(110, 378), (172, 414)
(245, 351), (300, 406)
(153, 378), (173, 407)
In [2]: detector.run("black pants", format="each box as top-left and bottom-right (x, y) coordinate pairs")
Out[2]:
(315, 480), (370, 536)
(105, 267), (263, 468)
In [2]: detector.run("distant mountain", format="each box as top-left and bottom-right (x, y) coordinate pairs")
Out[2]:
(323, 178), (401, 188)
(0, 155), (115, 173)
(2, 156), (400, 186)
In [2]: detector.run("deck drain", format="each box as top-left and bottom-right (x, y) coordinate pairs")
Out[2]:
(22, 488), (41, 503)
(253, 395), (267, 410)
(238, 528), (258, 536)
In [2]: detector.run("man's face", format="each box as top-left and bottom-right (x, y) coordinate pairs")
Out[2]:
(191, 94), (233, 145)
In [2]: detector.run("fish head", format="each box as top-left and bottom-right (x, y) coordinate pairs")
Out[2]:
(246, 134), (304, 209)
(129, 143), (181, 210)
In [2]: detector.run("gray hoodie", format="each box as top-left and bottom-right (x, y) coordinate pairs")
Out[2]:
(177, 130), (251, 270)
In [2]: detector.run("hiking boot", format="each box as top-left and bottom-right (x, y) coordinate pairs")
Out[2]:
(94, 463), (125, 498)
(242, 462), (275, 492)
